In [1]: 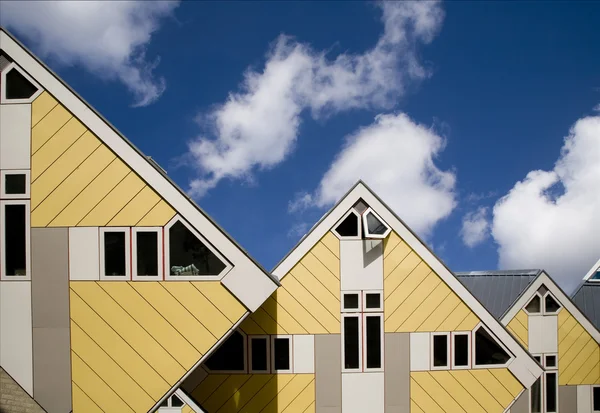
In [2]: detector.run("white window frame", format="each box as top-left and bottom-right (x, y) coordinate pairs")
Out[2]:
(204, 329), (248, 374)
(158, 393), (185, 412)
(1, 170), (30, 199)
(0, 62), (43, 104)
(451, 332), (471, 369)
(361, 207), (391, 239)
(270, 335), (293, 374)
(431, 332), (450, 370)
(249, 335), (270, 374)
(164, 216), (232, 281)
(544, 353), (558, 369)
(332, 209), (362, 240)
(542, 291), (562, 315)
(524, 292), (543, 315)
(341, 313), (363, 372)
(362, 290), (383, 312)
(592, 385), (600, 413)
(0, 200), (30, 280)
(132, 227), (163, 280)
(544, 370), (558, 413)
(99, 227), (131, 280)
(342, 291), (362, 313)
(472, 323), (513, 369)
(362, 313), (384, 372)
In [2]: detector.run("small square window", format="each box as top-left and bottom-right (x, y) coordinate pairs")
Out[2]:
(1, 170), (30, 199)
(545, 355), (557, 368)
(343, 293), (360, 312)
(365, 293), (381, 309)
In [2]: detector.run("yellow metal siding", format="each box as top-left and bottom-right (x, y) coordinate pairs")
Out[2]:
(384, 231), (480, 332)
(191, 374), (315, 413)
(411, 369), (523, 413)
(30, 94), (175, 227)
(506, 310), (528, 348)
(558, 309), (600, 385)
(70, 281), (246, 413)
(240, 233), (340, 335)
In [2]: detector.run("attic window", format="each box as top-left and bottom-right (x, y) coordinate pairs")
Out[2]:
(592, 270), (600, 280)
(5, 67), (38, 100)
(474, 326), (511, 366)
(525, 294), (541, 314)
(544, 293), (561, 314)
(334, 210), (360, 238)
(362, 208), (390, 239)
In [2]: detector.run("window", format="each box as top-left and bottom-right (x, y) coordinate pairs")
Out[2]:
(364, 291), (382, 311)
(100, 228), (130, 279)
(165, 217), (229, 280)
(474, 325), (511, 366)
(132, 228), (162, 279)
(525, 294), (542, 314)
(531, 377), (542, 413)
(452, 332), (470, 369)
(343, 315), (361, 371)
(545, 371), (557, 413)
(543, 293), (561, 314)
(334, 210), (360, 238)
(271, 336), (292, 373)
(1, 171), (29, 198)
(1, 200), (30, 279)
(1, 63), (41, 103)
(158, 393), (185, 412)
(343, 293), (360, 312)
(362, 208), (391, 239)
(593, 386), (600, 412)
(249, 336), (269, 373)
(205, 330), (246, 372)
(364, 314), (383, 370)
(432, 333), (449, 369)
(545, 354), (556, 368)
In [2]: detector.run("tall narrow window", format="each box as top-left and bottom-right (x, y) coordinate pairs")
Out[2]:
(531, 377), (542, 413)
(545, 372), (557, 412)
(4, 203), (27, 276)
(343, 316), (360, 370)
(432, 334), (449, 368)
(365, 315), (382, 369)
(1, 171), (30, 198)
(249, 336), (269, 373)
(133, 228), (162, 279)
(271, 336), (291, 372)
(100, 228), (130, 279)
(453, 333), (470, 368)
(474, 326), (511, 366)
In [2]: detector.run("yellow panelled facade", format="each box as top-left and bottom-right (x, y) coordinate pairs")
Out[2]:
(383, 231), (480, 333)
(558, 308), (600, 385)
(506, 310), (528, 348)
(191, 374), (315, 413)
(69, 281), (246, 413)
(411, 369), (523, 413)
(240, 232), (340, 335)
(30, 91), (175, 227)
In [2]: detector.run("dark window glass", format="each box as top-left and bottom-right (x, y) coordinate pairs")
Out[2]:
(534, 355), (542, 363)
(170, 394), (183, 407)
(546, 372), (557, 412)
(525, 295), (541, 313)
(136, 231), (158, 276)
(530, 377), (541, 413)
(159, 399), (169, 407)
(365, 293), (381, 309)
(454, 334), (469, 367)
(593, 270), (600, 280)
(6, 68), (38, 100)
(475, 327), (511, 365)
(545, 355), (556, 368)
(5, 204), (26, 275)
(593, 386), (600, 410)
(169, 221), (226, 276)
(366, 315), (381, 368)
(5, 174), (26, 195)
(365, 212), (388, 235)
(344, 293), (359, 310)
(251, 338), (268, 371)
(205, 331), (245, 371)
(273, 338), (290, 371)
(433, 335), (448, 367)
(104, 231), (126, 276)
(545, 294), (561, 313)
(335, 212), (359, 237)
(344, 316), (360, 369)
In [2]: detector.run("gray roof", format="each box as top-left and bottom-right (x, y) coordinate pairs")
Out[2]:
(455, 270), (542, 320)
(572, 282), (600, 331)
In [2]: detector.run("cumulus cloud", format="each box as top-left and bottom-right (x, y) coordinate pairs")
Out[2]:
(0, 1), (178, 106)
(293, 113), (456, 237)
(187, 1), (444, 196)
(461, 207), (490, 247)
(491, 115), (600, 292)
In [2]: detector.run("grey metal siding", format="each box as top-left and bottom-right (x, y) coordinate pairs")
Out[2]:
(315, 334), (342, 413)
(384, 333), (409, 413)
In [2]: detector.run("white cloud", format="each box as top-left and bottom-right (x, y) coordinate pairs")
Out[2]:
(0, 0), (178, 106)
(187, 1), (444, 196)
(296, 113), (456, 237)
(461, 207), (490, 247)
(491, 115), (600, 292)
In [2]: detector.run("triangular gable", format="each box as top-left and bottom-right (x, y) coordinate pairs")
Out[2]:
(273, 181), (542, 388)
(0, 27), (278, 312)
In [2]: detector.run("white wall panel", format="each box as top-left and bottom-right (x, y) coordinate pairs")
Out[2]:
(528, 315), (558, 354)
(0, 104), (31, 170)
(69, 227), (100, 280)
(577, 385), (591, 413)
(0, 281), (33, 395)
(340, 240), (383, 291)
(410, 332), (430, 371)
(342, 372), (384, 413)
(293, 334), (315, 373)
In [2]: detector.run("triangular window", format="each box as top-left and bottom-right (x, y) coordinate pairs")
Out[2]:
(474, 326), (511, 366)
(335, 211), (359, 237)
(525, 294), (541, 314)
(362, 208), (390, 239)
(5, 67), (38, 100)
(544, 293), (561, 314)
(205, 330), (246, 372)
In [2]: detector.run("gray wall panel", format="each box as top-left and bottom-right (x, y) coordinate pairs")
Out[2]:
(32, 328), (71, 413)
(384, 332), (409, 413)
(510, 389), (529, 413)
(559, 385), (577, 413)
(315, 334), (341, 413)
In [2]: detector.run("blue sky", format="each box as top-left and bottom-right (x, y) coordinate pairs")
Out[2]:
(2, 1), (599, 291)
